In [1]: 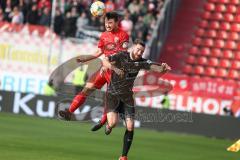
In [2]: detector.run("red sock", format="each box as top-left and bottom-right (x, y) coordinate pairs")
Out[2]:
(100, 110), (107, 125)
(69, 92), (87, 113)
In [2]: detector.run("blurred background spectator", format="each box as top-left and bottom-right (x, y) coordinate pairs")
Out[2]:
(38, 0), (51, 11)
(26, 4), (39, 25)
(54, 7), (64, 35)
(105, 0), (115, 12)
(0, 7), (4, 22)
(10, 6), (24, 24)
(161, 92), (170, 109)
(43, 80), (56, 96)
(72, 66), (88, 94)
(39, 7), (50, 26)
(63, 11), (77, 37)
(120, 10), (133, 36)
(0, 0), (165, 43)
(3, 0), (13, 22)
(76, 11), (89, 38)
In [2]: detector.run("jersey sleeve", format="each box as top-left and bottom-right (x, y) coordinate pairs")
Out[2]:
(139, 60), (154, 70)
(98, 33), (105, 50)
(108, 52), (124, 62)
(120, 31), (130, 49)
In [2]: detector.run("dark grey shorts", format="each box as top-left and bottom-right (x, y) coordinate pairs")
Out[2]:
(105, 93), (135, 119)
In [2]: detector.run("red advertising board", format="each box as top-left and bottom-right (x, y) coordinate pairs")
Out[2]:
(136, 72), (240, 117)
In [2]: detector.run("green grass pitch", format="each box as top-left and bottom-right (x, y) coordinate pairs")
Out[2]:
(0, 112), (238, 160)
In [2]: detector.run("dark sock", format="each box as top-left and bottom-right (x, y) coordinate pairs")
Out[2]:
(122, 130), (134, 157)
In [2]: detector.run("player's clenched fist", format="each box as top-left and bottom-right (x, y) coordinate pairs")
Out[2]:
(161, 63), (171, 72)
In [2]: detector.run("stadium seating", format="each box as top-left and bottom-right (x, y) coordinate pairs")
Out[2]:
(205, 67), (216, 76)
(228, 69), (239, 79)
(194, 66), (204, 75)
(211, 48), (222, 57)
(200, 47), (211, 56)
(234, 51), (240, 60)
(189, 46), (199, 55)
(159, 0), (240, 81)
(232, 60), (240, 69)
(183, 65), (193, 74)
(180, 0), (240, 80)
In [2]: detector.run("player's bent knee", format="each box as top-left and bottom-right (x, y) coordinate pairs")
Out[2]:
(125, 118), (134, 130)
(127, 126), (134, 131)
(126, 123), (134, 131)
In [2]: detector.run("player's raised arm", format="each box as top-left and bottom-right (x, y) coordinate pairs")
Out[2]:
(101, 56), (124, 77)
(139, 60), (171, 74)
(102, 57), (113, 69)
(149, 62), (171, 73)
(77, 28), (106, 63)
(128, 39), (171, 74)
(76, 47), (103, 63)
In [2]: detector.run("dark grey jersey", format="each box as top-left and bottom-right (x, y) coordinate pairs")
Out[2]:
(107, 51), (153, 96)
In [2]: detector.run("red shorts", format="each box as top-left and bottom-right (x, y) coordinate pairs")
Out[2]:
(89, 69), (111, 89)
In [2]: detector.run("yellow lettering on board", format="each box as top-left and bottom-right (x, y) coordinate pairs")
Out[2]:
(0, 44), (8, 59)
(1, 46), (58, 65)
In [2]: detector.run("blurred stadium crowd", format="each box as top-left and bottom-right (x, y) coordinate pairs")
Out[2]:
(0, 0), (165, 42)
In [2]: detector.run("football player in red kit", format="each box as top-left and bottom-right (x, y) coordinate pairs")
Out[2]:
(59, 12), (129, 133)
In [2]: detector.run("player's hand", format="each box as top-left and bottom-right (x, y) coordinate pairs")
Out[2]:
(161, 63), (171, 72)
(110, 61), (116, 65)
(100, 66), (108, 76)
(113, 68), (124, 78)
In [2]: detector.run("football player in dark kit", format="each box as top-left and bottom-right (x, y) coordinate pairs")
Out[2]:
(101, 39), (171, 160)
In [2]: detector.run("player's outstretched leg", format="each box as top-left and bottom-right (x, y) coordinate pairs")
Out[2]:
(91, 109), (108, 131)
(91, 113), (107, 131)
(58, 83), (95, 120)
(103, 112), (118, 135)
(105, 120), (113, 135)
(68, 92), (87, 113)
(119, 118), (134, 160)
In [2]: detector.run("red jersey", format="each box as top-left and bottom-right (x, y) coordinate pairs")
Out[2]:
(98, 29), (129, 56)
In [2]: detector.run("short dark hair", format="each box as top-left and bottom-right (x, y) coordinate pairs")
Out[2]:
(105, 12), (119, 22)
(134, 39), (145, 47)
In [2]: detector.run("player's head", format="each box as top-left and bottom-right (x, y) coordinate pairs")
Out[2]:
(105, 12), (119, 32)
(131, 39), (145, 60)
